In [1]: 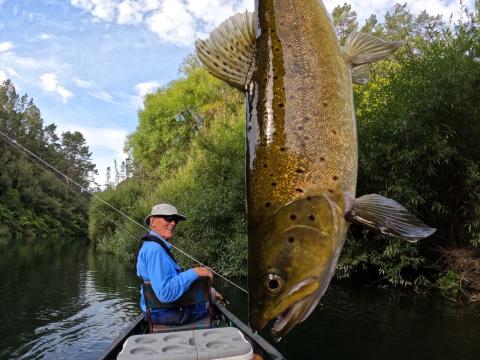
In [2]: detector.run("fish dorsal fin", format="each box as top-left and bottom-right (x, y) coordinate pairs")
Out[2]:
(195, 11), (256, 91)
(343, 32), (401, 66)
(345, 194), (436, 242)
(352, 63), (369, 85)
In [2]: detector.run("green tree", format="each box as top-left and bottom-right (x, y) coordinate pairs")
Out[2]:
(0, 80), (96, 238)
(332, 2), (358, 43)
(61, 131), (97, 188)
(339, 9), (480, 290)
(105, 166), (112, 189)
(126, 59), (241, 176)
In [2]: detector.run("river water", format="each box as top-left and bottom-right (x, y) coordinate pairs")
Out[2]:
(1, 237), (479, 359)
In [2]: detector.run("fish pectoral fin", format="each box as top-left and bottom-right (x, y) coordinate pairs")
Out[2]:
(345, 194), (436, 242)
(195, 11), (256, 91)
(343, 32), (401, 66)
(352, 64), (369, 85)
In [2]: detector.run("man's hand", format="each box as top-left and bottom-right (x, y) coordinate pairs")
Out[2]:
(193, 267), (213, 280)
(215, 290), (224, 302)
(211, 288), (225, 304)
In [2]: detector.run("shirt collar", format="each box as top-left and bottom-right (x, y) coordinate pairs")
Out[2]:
(149, 230), (172, 249)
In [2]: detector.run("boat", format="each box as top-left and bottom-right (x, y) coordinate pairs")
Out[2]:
(98, 301), (286, 360)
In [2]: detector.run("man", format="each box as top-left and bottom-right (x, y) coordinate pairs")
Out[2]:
(137, 203), (215, 325)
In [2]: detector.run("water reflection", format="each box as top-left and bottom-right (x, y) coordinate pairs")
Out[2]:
(1, 238), (479, 360)
(215, 278), (480, 360)
(0, 238), (139, 359)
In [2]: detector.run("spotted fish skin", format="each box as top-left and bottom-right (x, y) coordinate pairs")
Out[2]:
(196, 0), (418, 338)
(247, 0), (357, 204)
(247, 0), (356, 333)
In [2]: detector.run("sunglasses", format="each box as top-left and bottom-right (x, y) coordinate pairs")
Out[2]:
(160, 215), (180, 223)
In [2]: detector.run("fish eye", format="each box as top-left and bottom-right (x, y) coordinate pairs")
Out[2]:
(263, 274), (285, 295)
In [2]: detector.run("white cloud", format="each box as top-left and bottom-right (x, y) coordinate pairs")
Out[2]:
(73, 77), (126, 106)
(60, 124), (129, 186)
(133, 80), (160, 108)
(87, 89), (114, 102)
(0, 48), (64, 73)
(39, 73), (74, 102)
(117, 0), (144, 24)
(71, 0), (117, 21)
(5, 67), (19, 78)
(72, 125), (127, 155)
(39, 33), (54, 40)
(408, 0), (467, 22)
(147, 0), (196, 46)
(70, 0), (475, 47)
(73, 77), (95, 89)
(135, 80), (160, 97)
(0, 41), (13, 52)
(70, 0), (253, 47)
(185, 0), (244, 27)
(0, 67), (18, 81)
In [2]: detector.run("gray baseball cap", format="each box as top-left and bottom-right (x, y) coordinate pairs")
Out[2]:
(144, 203), (186, 225)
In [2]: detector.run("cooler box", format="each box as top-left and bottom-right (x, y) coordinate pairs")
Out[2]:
(117, 327), (253, 360)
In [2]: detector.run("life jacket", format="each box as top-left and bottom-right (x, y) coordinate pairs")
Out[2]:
(138, 233), (209, 325)
(140, 232), (178, 265)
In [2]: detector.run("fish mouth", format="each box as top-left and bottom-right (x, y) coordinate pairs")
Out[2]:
(250, 278), (319, 337)
(271, 292), (316, 338)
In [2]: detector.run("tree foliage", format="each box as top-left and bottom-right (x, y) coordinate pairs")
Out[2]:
(337, 4), (480, 292)
(91, 3), (480, 296)
(0, 80), (97, 238)
(126, 56), (241, 177)
(89, 63), (246, 274)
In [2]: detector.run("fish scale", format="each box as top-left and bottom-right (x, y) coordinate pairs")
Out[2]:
(251, 0), (356, 206)
(196, 0), (434, 338)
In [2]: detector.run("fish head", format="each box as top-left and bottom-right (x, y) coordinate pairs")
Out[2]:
(248, 191), (347, 337)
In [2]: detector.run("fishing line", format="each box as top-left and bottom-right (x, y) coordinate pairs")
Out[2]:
(5, 139), (140, 241)
(0, 129), (248, 294)
(0, 132), (97, 225)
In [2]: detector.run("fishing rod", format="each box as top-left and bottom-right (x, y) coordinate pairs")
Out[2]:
(0, 129), (248, 294)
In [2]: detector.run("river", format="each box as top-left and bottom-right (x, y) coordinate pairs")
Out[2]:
(0, 237), (479, 359)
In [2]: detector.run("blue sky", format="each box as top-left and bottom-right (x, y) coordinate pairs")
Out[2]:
(0, 0), (474, 186)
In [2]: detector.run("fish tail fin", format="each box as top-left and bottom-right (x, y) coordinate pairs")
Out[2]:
(195, 11), (256, 91)
(343, 32), (401, 66)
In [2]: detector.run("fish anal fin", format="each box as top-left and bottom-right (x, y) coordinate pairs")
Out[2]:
(345, 194), (436, 242)
(343, 32), (401, 66)
(195, 11), (256, 91)
(352, 64), (369, 85)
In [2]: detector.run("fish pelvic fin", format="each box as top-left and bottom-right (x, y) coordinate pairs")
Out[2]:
(345, 194), (436, 242)
(195, 11), (256, 91)
(343, 32), (401, 66)
(352, 63), (369, 85)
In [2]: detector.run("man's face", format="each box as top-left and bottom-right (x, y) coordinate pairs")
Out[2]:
(150, 216), (179, 241)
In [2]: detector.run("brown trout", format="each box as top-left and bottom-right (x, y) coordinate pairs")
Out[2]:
(196, 0), (435, 338)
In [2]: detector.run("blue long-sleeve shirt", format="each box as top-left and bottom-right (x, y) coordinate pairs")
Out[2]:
(137, 231), (201, 320)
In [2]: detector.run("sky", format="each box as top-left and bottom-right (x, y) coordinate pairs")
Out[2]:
(0, 0), (475, 187)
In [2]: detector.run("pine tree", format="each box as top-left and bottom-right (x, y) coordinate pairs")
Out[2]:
(105, 166), (112, 189)
(120, 160), (126, 181)
(113, 159), (120, 185)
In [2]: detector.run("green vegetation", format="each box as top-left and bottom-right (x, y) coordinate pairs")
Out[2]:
(89, 58), (247, 275)
(0, 80), (96, 238)
(89, 4), (480, 299)
(336, 3), (480, 298)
